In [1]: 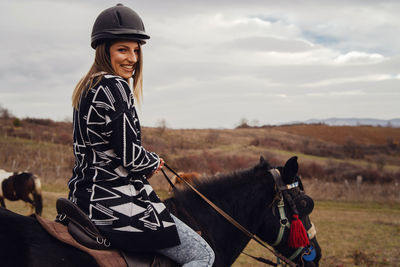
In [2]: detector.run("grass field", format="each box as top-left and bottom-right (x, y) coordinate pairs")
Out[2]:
(234, 201), (400, 267)
(1, 120), (399, 266)
(5, 189), (400, 267)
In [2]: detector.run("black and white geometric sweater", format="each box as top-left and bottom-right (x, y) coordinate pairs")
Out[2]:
(68, 74), (180, 250)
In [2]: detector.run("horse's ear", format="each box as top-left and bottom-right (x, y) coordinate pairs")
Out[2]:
(256, 156), (270, 171)
(282, 156), (298, 184)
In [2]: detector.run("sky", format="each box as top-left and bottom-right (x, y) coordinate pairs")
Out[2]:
(1, 0), (399, 129)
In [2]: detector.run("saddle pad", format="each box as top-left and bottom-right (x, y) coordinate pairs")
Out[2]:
(35, 214), (127, 267)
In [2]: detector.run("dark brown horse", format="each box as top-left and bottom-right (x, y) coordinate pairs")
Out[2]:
(0, 156), (321, 266)
(0, 170), (43, 215)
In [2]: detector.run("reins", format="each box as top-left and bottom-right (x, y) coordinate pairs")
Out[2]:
(161, 163), (297, 267)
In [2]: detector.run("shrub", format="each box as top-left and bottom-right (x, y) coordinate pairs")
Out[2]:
(0, 105), (13, 119)
(343, 137), (364, 158)
(249, 138), (260, 146)
(13, 118), (21, 127)
(236, 118), (250, 129)
(24, 117), (54, 126)
(300, 162), (325, 179)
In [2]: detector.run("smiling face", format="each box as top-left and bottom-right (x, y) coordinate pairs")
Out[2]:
(109, 40), (140, 80)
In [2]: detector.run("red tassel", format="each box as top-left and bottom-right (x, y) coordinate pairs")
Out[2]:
(288, 214), (309, 248)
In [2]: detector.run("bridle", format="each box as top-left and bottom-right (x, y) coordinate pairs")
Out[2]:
(269, 169), (318, 264)
(161, 163), (316, 267)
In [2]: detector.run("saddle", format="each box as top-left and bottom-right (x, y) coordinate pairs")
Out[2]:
(36, 198), (174, 267)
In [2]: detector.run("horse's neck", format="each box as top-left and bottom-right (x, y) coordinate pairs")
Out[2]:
(0, 175), (12, 198)
(179, 169), (275, 266)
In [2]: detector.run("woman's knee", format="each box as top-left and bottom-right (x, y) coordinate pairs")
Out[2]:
(189, 237), (214, 266)
(202, 242), (215, 266)
(169, 215), (215, 266)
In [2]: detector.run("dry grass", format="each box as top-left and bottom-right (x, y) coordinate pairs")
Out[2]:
(6, 192), (400, 267)
(0, 135), (73, 185)
(274, 124), (400, 145)
(1, 117), (400, 266)
(1, 117), (399, 182)
(233, 201), (400, 267)
(303, 179), (400, 203)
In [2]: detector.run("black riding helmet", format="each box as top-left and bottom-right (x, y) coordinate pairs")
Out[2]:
(91, 3), (150, 49)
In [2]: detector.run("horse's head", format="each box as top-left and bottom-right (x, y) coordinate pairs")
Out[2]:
(256, 156), (321, 267)
(280, 157), (315, 218)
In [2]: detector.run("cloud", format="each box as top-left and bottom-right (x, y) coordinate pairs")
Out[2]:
(221, 36), (315, 53)
(301, 74), (394, 88)
(334, 51), (385, 64)
(0, 0), (399, 128)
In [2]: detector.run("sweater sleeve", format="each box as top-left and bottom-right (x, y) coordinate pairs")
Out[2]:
(95, 76), (160, 179)
(82, 75), (160, 180)
(110, 110), (160, 178)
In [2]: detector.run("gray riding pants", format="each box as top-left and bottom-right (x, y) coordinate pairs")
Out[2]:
(157, 215), (215, 267)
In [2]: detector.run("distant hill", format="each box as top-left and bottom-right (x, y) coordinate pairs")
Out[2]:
(1, 117), (399, 187)
(285, 118), (400, 127)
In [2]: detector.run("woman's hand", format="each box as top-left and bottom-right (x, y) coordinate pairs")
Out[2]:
(148, 158), (164, 179)
(157, 158), (165, 172)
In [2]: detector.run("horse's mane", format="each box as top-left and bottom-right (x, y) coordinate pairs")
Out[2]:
(171, 158), (275, 232)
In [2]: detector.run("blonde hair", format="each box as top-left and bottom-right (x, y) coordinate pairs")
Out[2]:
(72, 41), (143, 109)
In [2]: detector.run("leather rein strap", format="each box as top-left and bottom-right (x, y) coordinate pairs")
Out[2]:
(161, 164), (296, 267)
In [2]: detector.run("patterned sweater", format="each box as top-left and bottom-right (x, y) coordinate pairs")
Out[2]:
(68, 74), (180, 250)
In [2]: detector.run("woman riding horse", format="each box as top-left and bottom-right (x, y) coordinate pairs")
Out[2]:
(68, 4), (214, 266)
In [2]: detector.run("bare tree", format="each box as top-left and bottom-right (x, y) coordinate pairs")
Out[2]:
(0, 104), (13, 119)
(236, 118), (250, 128)
(156, 118), (168, 135)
